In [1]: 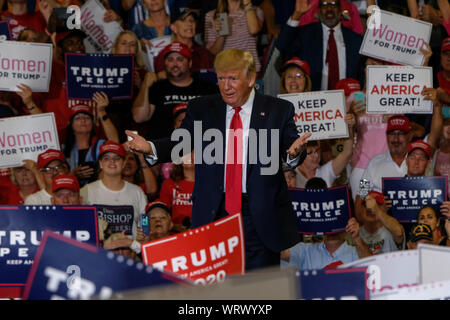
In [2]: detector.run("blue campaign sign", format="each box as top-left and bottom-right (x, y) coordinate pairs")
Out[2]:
(383, 176), (448, 222)
(0, 205), (98, 297)
(290, 185), (351, 235)
(299, 268), (368, 300)
(0, 21), (11, 40)
(65, 53), (134, 100)
(96, 205), (134, 236)
(22, 231), (187, 300)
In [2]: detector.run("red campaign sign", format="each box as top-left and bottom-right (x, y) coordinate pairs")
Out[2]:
(142, 214), (245, 285)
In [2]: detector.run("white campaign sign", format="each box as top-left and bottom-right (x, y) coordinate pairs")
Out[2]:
(143, 36), (172, 72)
(366, 66), (433, 114)
(373, 280), (450, 300)
(360, 9), (432, 66)
(0, 41), (52, 92)
(278, 90), (348, 141)
(418, 243), (450, 284)
(80, 0), (123, 53)
(0, 113), (60, 168)
(340, 250), (419, 300)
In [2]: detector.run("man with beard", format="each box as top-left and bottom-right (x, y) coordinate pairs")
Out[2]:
(276, 0), (362, 91)
(132, 42), (218, 139)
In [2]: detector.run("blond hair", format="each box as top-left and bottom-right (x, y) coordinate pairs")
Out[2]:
(214, 49), (256, 78)
(112, 30), (144, 69)
(280, 65), (312, 94)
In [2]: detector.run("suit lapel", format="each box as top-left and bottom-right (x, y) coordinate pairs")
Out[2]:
(247, 92), (267, 178)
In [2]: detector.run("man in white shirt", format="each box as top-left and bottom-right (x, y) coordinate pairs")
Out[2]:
(360, 115), (413, 194)
(25, 149), (70, 205)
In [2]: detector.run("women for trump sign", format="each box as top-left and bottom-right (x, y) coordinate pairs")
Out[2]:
(142, 214), (245, 285)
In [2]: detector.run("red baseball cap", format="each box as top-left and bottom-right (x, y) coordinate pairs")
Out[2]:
(145, 200), (171, 215)
(335, 78), (361, 96)
(52, 174), (80, 193)
(70, 105), (93, 119)
(442, 37), (450, 53)
(37, 149), (67, 169)
(173, 103), (188, 117)
(99, 141), (126, 158)
(386, 115), (411, 133)
(160, 42), (192, 60)
(408, 139), (431, 158)
(368, 190), (385, 205)
(282, 57), (310, 76)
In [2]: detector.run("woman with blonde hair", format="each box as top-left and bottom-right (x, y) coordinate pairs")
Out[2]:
(279, 57), (312, 94)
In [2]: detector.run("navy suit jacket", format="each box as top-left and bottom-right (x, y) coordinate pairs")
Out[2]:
(152, 92), (302, 252)
(276, 22), (363, 91)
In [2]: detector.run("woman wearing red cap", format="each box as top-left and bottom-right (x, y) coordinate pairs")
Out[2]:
(279, 57), (312, 94)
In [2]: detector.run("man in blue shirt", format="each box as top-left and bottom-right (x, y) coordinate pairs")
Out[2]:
(281, 217), (371, 270)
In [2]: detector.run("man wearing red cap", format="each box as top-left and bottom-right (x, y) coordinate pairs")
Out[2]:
(355, 190), (405, 255)
(132, 41), (218, 139)
(24, 149), (70, 205)
(80, 141), (148, 253)
(360, 115), (413, 194)
(406, 140), (432, 177)
(51, 174), (82, 205)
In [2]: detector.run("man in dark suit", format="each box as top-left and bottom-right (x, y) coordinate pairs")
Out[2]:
(276, 0), (362, 91)
(125, 49), (311, 271)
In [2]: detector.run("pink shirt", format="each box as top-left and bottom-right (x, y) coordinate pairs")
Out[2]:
(351, 113), (388, 169)
(298, 0), (364, 35)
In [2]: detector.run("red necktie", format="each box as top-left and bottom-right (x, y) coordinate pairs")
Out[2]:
(326, 28), (339, 90)
(225, 107), (243, 215)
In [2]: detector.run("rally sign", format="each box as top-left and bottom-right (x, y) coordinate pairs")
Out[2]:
(299, 268), (369, 300)
(143, 36), (172, 72)
(418, 243), (450, 284)
(0, 205), (99, 298)
(290, 185), (351, 235)
(278, 90), (348, 140)
(366, 66), (433, 114)
(96, 205), (134, 236)
(0, 21), (11, 40)
(341, 250), (419, 300)
(0, 113), (60, 168)
(80, 0), (123, 53)
(383, 176), (447, 223)
(0, 41), (52, 92)
(374, 279), (450, 300)
(22, 231), (186, 300)
(65, 53), (134, 100)
(360, 9), (432, 66)
(142, 213), (245, 285)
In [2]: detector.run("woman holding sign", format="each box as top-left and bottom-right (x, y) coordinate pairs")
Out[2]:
(417, 206), (450, 247)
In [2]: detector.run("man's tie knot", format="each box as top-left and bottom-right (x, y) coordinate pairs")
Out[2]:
(232, 107), (242, 114)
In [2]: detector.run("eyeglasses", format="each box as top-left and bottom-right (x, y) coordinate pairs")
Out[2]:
(40, 164), (68, 174)
(319, 1), (339, 8)
(286, 73), (305, 80)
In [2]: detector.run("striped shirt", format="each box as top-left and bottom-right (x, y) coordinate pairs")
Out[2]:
(204, 8), (264, 72)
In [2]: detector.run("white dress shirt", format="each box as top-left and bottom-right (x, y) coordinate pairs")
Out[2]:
(321, 22), (346, 91)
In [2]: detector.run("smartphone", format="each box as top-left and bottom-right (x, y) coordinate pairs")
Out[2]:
(140, 213), (150, 235)
(353, 91), (366, 109)
(442, 106), (450, 119)
(127, 130), (138, 142)
(217, 13), (230, 36)
(358, 179), (371, 200)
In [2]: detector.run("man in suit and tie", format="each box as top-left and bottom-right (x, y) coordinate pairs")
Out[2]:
(125, 49), (311, 271)
(276, 0), (363, 91)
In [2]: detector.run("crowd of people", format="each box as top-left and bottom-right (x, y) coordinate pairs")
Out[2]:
(1, 0), (450, 279)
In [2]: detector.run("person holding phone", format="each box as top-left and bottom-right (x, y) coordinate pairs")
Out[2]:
(205, 0), (264, 73)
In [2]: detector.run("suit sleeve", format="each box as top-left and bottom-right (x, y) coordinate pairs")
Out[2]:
(276, 24), (300, 61)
